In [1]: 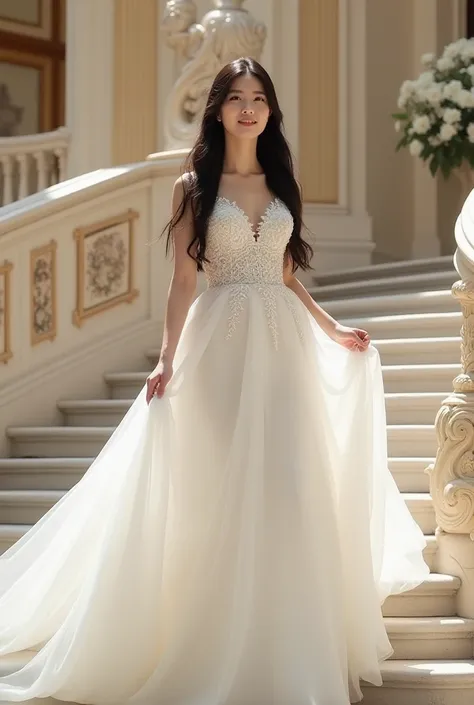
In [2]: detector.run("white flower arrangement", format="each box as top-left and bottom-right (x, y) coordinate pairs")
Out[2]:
(394, 38), (474, 177)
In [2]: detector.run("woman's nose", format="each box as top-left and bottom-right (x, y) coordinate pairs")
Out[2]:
(241, 105), (254, 114)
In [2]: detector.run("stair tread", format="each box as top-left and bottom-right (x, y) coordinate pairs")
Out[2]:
(0, 457), (93, 468)
(7, 426), (115, 437)
(373, 658), (474, 684)
(58, 399), (132, 410)
(0, 490), (65, 501)
(385, 615), (474, 626)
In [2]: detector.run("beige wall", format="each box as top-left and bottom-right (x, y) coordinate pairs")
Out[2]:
(366, 0), (415, 263)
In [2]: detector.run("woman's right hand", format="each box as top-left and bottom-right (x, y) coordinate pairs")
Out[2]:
(146, 359), (173, 404)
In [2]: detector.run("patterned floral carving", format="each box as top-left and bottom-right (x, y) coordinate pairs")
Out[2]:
(161, 0), (267, 149)
(427, 394), (474, 539)
(30, 240), (57, 345)
(0, 260), (13, 363)
(427, 275), (474, 539)
(73, 210), (139, 327)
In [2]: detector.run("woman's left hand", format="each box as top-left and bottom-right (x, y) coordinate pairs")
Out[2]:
(332, 323), (370, 352)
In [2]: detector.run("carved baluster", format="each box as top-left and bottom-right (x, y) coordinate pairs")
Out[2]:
(54, 147), (67, 182)
(0, 155), (14, 205)
(17, 153), (29, 199)
(34, 150), (48, 191)
(427, 265), (474, 616)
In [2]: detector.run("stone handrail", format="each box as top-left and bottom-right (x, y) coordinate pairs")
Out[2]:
(0, 148), (188, 458)
(0, 127), (70, 207)
(428, 189), (474, 617)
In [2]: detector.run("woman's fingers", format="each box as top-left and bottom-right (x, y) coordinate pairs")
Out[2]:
(146, 374), (162, 404)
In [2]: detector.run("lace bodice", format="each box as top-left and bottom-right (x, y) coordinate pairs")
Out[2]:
(204, 197), (293, 287)
(203, 197), (305, 349)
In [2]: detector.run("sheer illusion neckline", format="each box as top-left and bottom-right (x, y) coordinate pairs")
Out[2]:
(216, 196), (279, 240)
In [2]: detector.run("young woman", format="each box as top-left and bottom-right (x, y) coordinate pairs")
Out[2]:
(0, 58), (428, 705)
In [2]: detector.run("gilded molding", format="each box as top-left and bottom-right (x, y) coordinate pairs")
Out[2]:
(73, 210), (140, 328)
(30, 240), (57, 346)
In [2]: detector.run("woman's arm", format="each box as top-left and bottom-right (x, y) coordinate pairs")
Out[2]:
(146, 176), (197, 402)
(283, 255), (370, 351)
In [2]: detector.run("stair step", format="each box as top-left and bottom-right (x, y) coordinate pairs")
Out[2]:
(389, 458), (431, 493)
(387, 425), (436, 457)
(0, 524), (29, 554)
(382, 364), (459, 393)
(383, 574), (461, 617)
(311, 271), (457, 302)
(0, 485), (434, 536)
(385, 394), (444, 425)
(313, 255), (455, 287)
(385, 617), (474, 660)
(362, 659), (474, 705)
(0, 457), (90, 490)
(311, 287), (458, 316)
(58, 399), (132, 427)
(404, 493), (436, 535)
(375, 337), (461, 365)
(105, 365), (460, 400)
(343, 311), (461, 339)
(7, 427), (113, 458)
(0, 490), (64, 524)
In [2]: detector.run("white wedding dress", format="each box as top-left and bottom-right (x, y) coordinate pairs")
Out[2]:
(0, 196), (429, 705)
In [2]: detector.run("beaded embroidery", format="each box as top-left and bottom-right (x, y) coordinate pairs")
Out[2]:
(204, 198), (306, 349)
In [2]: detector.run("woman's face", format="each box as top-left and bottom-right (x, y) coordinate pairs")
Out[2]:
(219, 73), (270, 139)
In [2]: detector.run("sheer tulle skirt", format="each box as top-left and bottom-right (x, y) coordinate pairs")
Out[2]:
(0, 285), (429, 705)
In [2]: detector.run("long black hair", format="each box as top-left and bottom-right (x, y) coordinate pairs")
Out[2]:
(164, 57), (313, 272)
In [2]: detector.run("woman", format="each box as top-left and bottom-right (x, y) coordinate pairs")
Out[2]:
(0, 58), (428, 704)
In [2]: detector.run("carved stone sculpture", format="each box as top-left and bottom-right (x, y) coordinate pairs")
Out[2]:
(162, 0), (267, 149)
(427, 195), (474, 617)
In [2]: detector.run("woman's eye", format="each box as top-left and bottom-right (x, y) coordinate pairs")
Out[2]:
(229, 95), (240, 101)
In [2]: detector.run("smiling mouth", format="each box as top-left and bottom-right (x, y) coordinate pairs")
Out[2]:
(238, 120), (257, 125)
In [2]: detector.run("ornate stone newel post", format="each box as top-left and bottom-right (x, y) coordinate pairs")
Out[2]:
(161, 0), (267, 150)
(427, 192), (474, 618)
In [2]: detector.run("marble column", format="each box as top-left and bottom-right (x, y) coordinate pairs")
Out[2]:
(65, 0), (115, 178)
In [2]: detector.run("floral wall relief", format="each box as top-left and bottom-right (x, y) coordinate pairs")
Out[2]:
(73, 210), (139, 327)
(30, 240), (57, 345)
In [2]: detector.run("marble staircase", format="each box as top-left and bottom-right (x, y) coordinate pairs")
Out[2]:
(0, 257), (473, 703)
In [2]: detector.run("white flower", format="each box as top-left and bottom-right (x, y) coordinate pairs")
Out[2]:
(443, 80), (463, 102)
(412, 115), (431, 134)
(394, 120), (402, 133)
(429, 135), (442, 147)
(439, 123), (458, 141)
(437, 56), (455, 71)
(409, 140), (424, 156)
(456, 89), (474, 108)
(461, 40), (474, 61)
(467, 65), (474, 79)
(422, 85), (443, 105)
(416, 71), (435, 87)
(421, 52), (435, 68)
(467, 123), (474, 143)
(399, 80), (416, 106)
(443, 107), (461, 124)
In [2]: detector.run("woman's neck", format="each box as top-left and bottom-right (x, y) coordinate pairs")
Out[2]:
(222, 136), (263, 176)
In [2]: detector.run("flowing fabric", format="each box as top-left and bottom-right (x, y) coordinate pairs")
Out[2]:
(0, 197), (429, 705)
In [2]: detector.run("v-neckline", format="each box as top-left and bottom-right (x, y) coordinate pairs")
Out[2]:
(216, 196), (278, 240)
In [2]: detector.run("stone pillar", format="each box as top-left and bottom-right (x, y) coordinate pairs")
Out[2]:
(65, 0), (115, 177)
(113, 0), (158, 165)
(300, 0), (373, 279)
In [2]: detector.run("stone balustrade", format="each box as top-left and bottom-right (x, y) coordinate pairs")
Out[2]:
(428, 190), (474, 618)
(0, 128), (70, 207)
